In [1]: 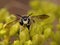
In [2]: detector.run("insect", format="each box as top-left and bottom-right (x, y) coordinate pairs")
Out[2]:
(15, 13), (32, 29)
(16, 13), (49, 29)
(19, 15), (31, 29)
(3, 13), (49, 40)
(4, 13), (49, 30)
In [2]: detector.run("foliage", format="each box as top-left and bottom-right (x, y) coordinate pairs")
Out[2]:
(0, 0), (60, 45)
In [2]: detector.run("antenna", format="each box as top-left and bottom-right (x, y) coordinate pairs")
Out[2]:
(16, 14), (22, 17)
(28, 13), (33, 17)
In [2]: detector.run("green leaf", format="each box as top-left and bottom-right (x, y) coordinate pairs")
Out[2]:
(24, 40), (32, 45)
(32, 34), (45, 45)
(44, 27), (52, 39)
(50, 41), (58, 45)
(19, 29), (30, 45)
(9, 22), (20, 36)
(53, 31), (60, 44)
(0, 23), (3, 30)
(30, 22), (43, 37)
(0, 8), (9, 22)
(13, 40), (20, 45)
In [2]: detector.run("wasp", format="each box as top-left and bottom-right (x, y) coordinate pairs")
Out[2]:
(17, 14), (49, 30)
(4, 13), (49, 30)
(19, 15), (31, 29)
(3, 13), (49, 41)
